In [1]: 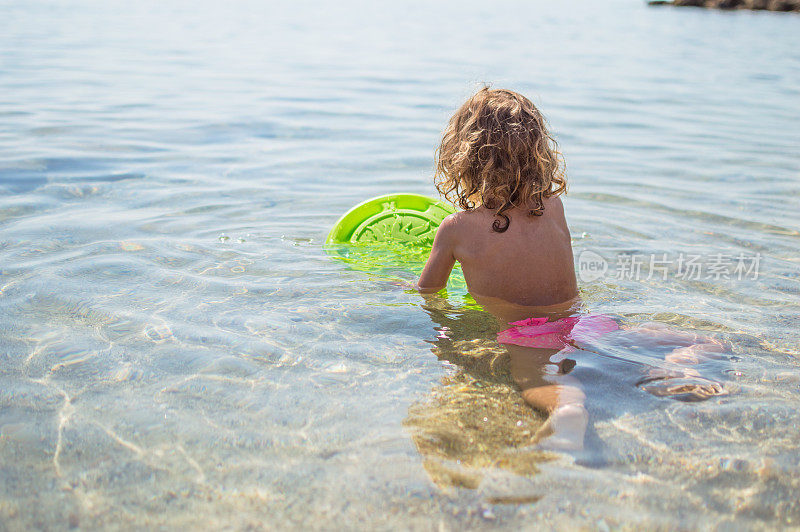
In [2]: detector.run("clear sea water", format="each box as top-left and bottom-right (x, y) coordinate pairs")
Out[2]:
(1, 0), (799, 529)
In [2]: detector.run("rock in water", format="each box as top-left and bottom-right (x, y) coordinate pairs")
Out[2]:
(650, 0), (800, 10)
(714, 0), (743, 8)
(768, 0), (800, 10)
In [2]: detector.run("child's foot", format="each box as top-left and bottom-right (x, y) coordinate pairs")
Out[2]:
(637, 368), (726, 402)
(531, 404), (588, 451)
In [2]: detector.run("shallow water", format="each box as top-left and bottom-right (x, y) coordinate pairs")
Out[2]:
(1, 0), (799, 529)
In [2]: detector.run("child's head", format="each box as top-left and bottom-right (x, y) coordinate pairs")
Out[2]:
(435, 87), (566, 232)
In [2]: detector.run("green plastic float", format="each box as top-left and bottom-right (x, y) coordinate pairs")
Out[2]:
(325, 193), (469, 297)
(326, 193), (455, 245)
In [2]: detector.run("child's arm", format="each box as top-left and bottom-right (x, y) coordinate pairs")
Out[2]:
(416, 215), (458, 293)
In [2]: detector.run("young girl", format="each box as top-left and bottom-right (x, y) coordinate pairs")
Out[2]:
(417, 87), (576, 306)
(418, 88), (725, 451)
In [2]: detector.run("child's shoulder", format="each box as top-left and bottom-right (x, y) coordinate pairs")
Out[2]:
(438, 207), (489, 233)
(441, 196), (565, 228)
(430, 209), (484, 251)
(544, 195), (564, 210)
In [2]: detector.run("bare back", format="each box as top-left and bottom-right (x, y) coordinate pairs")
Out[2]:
(418, 197), (578, 306)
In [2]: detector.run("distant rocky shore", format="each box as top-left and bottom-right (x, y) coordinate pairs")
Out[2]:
(649, 0), (800, 10)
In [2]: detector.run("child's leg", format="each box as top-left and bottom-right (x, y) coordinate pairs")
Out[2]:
(507, 344), (587, 450)
(632, 324), (726, 366)
(631, 325), (727, 400)
(635, 322), (713, 347)
(664, 341), (725, 366)
(508, 345), (584, 409)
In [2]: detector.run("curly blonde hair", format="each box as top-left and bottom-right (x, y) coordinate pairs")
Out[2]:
(434, 87), (567, 232)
